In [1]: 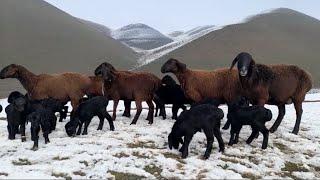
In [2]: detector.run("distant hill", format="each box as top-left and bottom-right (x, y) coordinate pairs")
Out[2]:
(112, 23), (173, 50)
(0, 0), (138, 97)
(139, 8), (320, 87)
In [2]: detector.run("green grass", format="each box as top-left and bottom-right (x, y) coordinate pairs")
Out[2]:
(144, 164), (164, 179)
(281, 162), (309, 172)
(12, 158), (32, 166)
(109, 171), (145, 180)
(51, 172), (72, 180)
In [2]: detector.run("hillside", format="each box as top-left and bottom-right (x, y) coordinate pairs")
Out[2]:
(0, 0), (138, 97)
(140, 8), (320, 87)
(112, 23), (173, 50)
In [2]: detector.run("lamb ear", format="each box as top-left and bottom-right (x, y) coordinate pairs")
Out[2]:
(230, 56), (238, 70)
(179, 137), (184, 144)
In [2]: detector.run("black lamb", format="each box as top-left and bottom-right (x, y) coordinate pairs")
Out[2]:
(65, 96), (114, 136)
(5, 91), (28, 141)
(228, 97), (272, 149)
(154, 75), (193, 119)
(168, 103), (225, 159)
(26, 107), (57, 151)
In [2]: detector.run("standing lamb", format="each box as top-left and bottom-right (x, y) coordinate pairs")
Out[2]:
(154, 75), (193, 119)
(5, 91), (28, 141)
(95, 62), (161, 125)
(27, 107), (57, 151)
(230, 52), (312, 134)
(227, 97), (272, 149)
(65, 96), (114, 136)
(168, 102), (225, 159)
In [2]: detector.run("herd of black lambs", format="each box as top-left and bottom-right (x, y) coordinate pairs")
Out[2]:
(0, 52), (312, 159)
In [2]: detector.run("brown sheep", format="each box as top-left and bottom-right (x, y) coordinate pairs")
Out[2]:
(161, 58), (242, 104)
(87, 76), (132, 117)
(95, 62), (161, 125)
(230, 52), (313, 134)
(0, 64), (91, 112)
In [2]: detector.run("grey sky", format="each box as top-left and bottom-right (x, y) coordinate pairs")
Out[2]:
(45, 0), (320, 33)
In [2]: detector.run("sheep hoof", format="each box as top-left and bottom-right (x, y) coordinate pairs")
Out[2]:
(269, 127), (277, 133)
(130, 122), (136, 125)
(31, 146), (38, 151)
(21, 137), (26, 142)
(148, 121), (153, 125)
(97, 128), (102, 130)
(203, 155), (210, 160)
(291, 130), (299, 135)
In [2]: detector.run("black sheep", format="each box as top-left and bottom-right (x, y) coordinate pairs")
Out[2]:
(5, 91), (28, 141)
(168, 103), (224, 159)
(26, 107), (57, 151)
(65, 96), (114, 136)
(228, 97), (272, 149)
(154, 75), (193, 119)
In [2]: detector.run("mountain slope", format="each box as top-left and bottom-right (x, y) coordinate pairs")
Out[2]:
(0, 0), (138, 97)
(139, 8), (320, 87)
(78, 18), (112, 36)
(112, 23), (173, 50)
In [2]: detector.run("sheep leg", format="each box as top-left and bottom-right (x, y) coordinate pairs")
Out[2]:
(31, 125), (40, 151)
(59, 106), (68, 122)
(228, 127), (235, 146)
(292, 101), (303, 135)
(172, 104), (179, 120)
(43, 128), (50, 144)
(97, 114), (104, 130)
(130, 101), (142, 125)
(155, 102), (159, 117)
(181, 134), (193, 159)
(160, 104), (166, 120)
(269, 105), (286, 133)
(146, 100), (154, 124)
(112, 100), (119, 121)
(260, 127), (269, 149)
(76, 122), (83, 135)
(234, 126), (242, 144)
(246, 129), (259, 145)
(203, 128), (214, 159)
(213, 126), (225, 153)
(20, 123), (26, 142)
(222, 119), (231, 130)
(70, 98), (80, 118)
(122, 100), (131, 118)
(82, 120), (90, 135)
(102, 110), (115, 131)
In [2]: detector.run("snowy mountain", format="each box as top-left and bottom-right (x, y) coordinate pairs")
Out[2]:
(167, 25), (215, 40)
(111, 23), (173, 50)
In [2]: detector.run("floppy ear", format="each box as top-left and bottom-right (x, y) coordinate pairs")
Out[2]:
(179, 137), (184, 144)
(230, 56), (239, 70)
(176, 61), (187, 72)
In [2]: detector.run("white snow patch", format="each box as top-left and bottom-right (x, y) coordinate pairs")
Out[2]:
(0, 93), (319, 179)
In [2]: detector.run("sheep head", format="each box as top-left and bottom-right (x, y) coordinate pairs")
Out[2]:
(161, 58), (187, 74)
(65, 118), (81, 137)
(230, 52), (255, 77)
(8, 91), (27, 112)
(168, 133), (183, 150)
(161, 75), (177, 86)
(0, 64), (20, 79)
(94, 62), (116, 83)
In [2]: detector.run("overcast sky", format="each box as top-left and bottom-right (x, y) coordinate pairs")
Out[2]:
(45, 0), (320, 33)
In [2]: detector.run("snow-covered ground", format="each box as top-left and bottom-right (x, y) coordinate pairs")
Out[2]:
(0, 94), (319, 179)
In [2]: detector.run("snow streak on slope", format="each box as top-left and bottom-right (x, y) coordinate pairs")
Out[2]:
(132, 25), (219, 69)
(0, 94), (319, 179)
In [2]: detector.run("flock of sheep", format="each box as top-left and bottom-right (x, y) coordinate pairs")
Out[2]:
(0, 52), (312, 159)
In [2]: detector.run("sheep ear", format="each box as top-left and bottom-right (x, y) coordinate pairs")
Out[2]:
(177, 61), (187, 72)
(230, 57), (238, 70)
